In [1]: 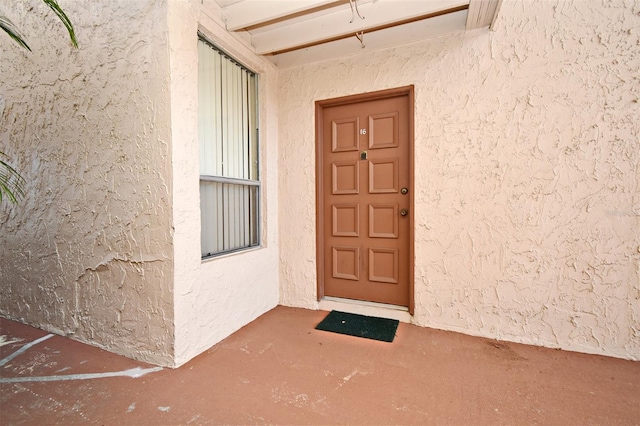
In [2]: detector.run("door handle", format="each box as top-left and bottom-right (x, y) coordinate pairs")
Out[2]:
(400, 209), (408, 216)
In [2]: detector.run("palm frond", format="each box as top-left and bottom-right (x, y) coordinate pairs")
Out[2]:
(42, 0), (77, 47)
(0, 152), (26, 205)
(0, 13), (32, 51)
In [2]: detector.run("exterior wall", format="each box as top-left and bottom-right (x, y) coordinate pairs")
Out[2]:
(278, 0), (640, 359)
(168, 1), (280, 367)
(0, 1), (175, 365)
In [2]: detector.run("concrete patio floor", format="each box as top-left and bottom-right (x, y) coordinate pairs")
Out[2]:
(1, 306), (639, 425)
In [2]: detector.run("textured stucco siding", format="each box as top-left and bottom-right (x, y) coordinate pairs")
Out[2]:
(0, 1), (175, 365)
(168, 1), (280, 367)
(278, 0), (640, 359)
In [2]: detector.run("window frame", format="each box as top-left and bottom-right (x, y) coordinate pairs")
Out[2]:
(198, 35), (261, 259)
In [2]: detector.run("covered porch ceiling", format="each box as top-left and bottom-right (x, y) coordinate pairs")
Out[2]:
(212, 0), (502, 67)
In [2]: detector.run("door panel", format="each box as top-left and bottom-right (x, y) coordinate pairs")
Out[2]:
(369, 158), (399, 193)
(320, 92), (412, 307)
(333, 204), (360, 237)
(332, 161), (360, 194)
(369, 204), (398, 238)
(332, 246), (360, 280)
(332, 117), (360, 152)
(369, 112), (398, 149)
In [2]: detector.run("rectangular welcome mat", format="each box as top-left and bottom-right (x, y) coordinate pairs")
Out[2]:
(315, 311), (399, 342)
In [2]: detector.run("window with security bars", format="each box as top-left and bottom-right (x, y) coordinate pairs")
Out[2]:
(198, 37), (259, 258)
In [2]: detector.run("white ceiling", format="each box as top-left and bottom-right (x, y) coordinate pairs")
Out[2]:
(213, 0), (502, 67)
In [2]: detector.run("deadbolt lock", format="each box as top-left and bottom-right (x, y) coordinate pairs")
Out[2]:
(400, 209), (408, 216)
(401, 187), (408, 195)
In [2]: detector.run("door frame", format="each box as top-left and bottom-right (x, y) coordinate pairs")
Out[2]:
(315, 85), (415, 315)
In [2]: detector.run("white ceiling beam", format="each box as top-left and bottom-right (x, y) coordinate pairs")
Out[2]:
(251, 0), (470, 55)
(465, 0), (501, 30)
(269, 9), (468, 68)
(221, 0), (339, 31)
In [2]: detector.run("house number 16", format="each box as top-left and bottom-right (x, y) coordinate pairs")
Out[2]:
(360, 128), (367, 135)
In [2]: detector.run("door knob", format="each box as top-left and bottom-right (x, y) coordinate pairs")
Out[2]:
(401, 187), (408, 195)
(400, 209), (408, 216)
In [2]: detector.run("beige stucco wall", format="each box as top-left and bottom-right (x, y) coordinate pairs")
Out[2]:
(0, 1), (175, 365)
(278, 0), (640, 359)
(167, 1), (280, 367)
(1, 0), (281, 368)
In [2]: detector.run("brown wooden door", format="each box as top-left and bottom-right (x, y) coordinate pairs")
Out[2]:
(317, 89), (413, 308)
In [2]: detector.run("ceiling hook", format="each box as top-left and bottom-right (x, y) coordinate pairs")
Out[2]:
(355, 31), (365, 48)
(349, 0), (365, 24)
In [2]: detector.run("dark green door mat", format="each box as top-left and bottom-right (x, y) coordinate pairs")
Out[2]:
(315, 311), (399, 342)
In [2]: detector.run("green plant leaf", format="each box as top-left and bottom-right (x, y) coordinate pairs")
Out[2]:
(0, 13), (32, 51)
(43, 0), (77, 47)
(0, 152), (26, 205)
